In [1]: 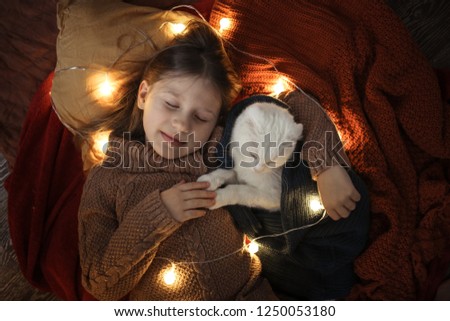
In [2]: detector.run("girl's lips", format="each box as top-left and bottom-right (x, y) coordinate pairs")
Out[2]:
(160, 131), (184, 147)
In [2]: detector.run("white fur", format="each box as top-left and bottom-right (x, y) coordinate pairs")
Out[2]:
(197, 102), (303, 212)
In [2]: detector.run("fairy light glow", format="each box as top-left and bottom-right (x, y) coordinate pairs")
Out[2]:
(98, 76), (114, 97)
(157, 208), (327, 285)
(219, 17), (232, 33)
(163, 264), (177, 286)
(309, 198), (325, 212)
(247, 241), (259, 255)
(93, 130), (111, 155)
(272, 77), (287, 96)
(169, 22), (186, 35)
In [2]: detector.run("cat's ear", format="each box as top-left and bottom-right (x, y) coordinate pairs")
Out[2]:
(246, 104), (265, 129)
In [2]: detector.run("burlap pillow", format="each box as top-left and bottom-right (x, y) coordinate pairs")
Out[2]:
(51, 0), (197, 134)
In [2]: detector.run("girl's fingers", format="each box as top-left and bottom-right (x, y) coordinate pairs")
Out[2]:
(184, 198), (216, 210)
(350, 189), (361, 202)
(344, 199), (356, 212)
(336, 206), (350, 218)
(183, 190), (216, 201)
(326, 209), (341, 221)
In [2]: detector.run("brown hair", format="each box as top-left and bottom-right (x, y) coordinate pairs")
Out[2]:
(84, 20), (241, 141)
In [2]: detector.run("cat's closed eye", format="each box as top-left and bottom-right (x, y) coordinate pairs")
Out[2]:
(248, 151), (259, 160)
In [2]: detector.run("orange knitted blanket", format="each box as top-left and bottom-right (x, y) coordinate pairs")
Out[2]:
(209, 0), (450, 299)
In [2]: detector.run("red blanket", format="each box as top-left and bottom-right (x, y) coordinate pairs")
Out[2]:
(209, 0), (450, 299)
(5, 73), (94, 300)
(6, 0), (450, 300)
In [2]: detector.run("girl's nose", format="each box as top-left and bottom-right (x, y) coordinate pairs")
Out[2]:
(172, 115), (191, 133)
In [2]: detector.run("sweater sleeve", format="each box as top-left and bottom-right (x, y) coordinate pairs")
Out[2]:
(78, 166), (181, 300)
(279, 90), (351, 180)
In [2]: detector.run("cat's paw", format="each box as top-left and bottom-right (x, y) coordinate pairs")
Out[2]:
(208, 188), (227, 210)
(197, 173), (225, 191)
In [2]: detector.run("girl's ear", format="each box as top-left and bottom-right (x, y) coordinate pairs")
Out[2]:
(137, 80), (150, 110)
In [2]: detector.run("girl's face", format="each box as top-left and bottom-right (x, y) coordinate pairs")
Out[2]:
(137, 74), (222, 159)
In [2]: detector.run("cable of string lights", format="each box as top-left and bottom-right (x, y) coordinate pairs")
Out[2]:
(51, 4), (333, 286)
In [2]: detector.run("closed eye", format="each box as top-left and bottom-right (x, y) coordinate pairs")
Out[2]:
(195, 115), (208, 122)
(248, 151), (259, 160)
(165, 101), (179, 109)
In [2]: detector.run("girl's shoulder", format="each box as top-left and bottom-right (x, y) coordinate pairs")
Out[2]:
(84, 162), (127, 190)
(79, 164), (126, 210)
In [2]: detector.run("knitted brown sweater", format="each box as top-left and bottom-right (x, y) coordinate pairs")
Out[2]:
(78, 92), (342, 300)
(78, 128), (277, 300)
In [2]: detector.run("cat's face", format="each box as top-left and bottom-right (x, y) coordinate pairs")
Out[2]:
(231, 102), (303, 172)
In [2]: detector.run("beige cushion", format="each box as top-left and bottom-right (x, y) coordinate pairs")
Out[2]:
(51, 0), (197, 133)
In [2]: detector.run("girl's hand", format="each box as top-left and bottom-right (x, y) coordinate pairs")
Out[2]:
(316, 166), (361, 221)
(161, 181), (216, 223)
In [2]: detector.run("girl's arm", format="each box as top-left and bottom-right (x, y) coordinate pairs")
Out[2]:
(78, 167), (181, 300)
(280, 90), (360, 220)
(280, 90), (351, 180)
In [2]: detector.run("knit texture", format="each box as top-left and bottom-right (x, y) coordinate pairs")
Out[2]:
(78, 129), (277, 300)
(279, 91), (351, 179)
(210, 0), (450, 299)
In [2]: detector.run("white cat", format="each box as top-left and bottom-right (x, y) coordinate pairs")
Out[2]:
(198, 101), (303, 212)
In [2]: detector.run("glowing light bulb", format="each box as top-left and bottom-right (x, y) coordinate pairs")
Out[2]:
(309, 198), (325, 212)
(99, 76), (114, 97)
(248, 241), (259, 255)
(272, 77), (286, 96)
(219, 17), (232, 32)
(169, 23), (186, 35)
(163, 264), (177, 285)
(93, 131), (111, 155)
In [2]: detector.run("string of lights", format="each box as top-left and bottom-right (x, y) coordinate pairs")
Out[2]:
(51, 4), (331, 288)
(155, 209), (327, 286)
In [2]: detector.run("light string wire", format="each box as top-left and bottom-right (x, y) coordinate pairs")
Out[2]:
(50, 4), (332, 274)
(52, 4), (337, 135)
(154, 210), (327, 268)
(169, 5), (207, 22)
(167, 5), (337, 130)
(154, 6), (331, 272)
(54, 6), (201, 75)
(51, 9), (181, 138)
(217, 24), (336, 127)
